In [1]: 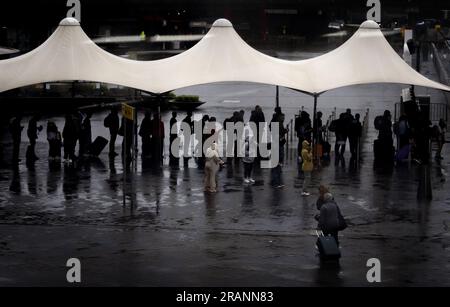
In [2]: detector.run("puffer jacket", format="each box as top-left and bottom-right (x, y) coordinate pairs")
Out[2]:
(301, 141), (313, 172)
(318, 201), (341, 232)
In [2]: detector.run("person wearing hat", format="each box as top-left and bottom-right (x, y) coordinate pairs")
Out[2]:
(301, 140), (313, 196)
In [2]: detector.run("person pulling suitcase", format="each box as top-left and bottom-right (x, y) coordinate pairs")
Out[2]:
(315, 192), (347, 260)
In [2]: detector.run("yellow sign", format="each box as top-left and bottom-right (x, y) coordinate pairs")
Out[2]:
(122, 103), (135, 121)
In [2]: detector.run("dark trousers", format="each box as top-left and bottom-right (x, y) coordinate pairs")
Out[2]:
(64, 140), (76, 160)
(12, 139), (20, 162)
(109, 132), (117, 154)
(349, 137), (359, 158)
(141, 136), (151, 157)
(169, 136), (179, 167)
(79, 138), (91, 157)
(152, 138), (163, 166)
(49, 140), (61, 158)
(244, 162), (253, 178)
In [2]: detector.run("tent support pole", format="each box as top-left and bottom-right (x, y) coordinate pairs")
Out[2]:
(312, 94), (318, 163)
(275, 86), (279, 108)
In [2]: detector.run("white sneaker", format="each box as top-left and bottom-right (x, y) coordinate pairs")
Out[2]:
(244, 179), (250, 184)
(301, 191), (310, 197)
(249, 178), (255, 184)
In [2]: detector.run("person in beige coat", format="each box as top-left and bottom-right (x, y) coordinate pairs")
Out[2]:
(204, 143), (224, 193)
(301, 140), (313, 196)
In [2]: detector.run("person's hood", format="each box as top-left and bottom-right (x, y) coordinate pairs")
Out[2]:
(206, 145), (218, 158)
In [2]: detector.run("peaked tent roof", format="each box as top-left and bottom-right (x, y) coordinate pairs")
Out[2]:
(0, 18), (449, 94)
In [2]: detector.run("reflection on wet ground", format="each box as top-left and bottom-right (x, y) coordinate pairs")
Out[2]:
(0, 134), (449, 286)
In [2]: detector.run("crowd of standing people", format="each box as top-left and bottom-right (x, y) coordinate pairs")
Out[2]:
(374, 102), (447, 165)
(328, 108), (362, 166)
(3, 105), (361, 196)
(4, 103), (446, 195)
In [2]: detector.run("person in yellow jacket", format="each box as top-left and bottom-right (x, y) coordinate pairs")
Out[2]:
(301, 140), (313, 196)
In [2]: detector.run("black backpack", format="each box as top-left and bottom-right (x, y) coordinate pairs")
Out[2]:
(374, 116), (383, 131)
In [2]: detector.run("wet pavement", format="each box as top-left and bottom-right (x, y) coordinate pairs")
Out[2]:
(0, 46), (450, 286)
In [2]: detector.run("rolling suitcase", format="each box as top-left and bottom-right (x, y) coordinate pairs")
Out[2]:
(316, 230), (341, 261)
(89, 136), (108, 157)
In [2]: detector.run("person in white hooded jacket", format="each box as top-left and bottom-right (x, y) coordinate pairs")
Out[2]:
(204, 142), (224, 193)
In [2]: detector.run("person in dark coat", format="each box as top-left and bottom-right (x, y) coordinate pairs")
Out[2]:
(395, 115), (410, 150)
(295, 111), (305, 152)
(104, 108), (120, 157)
(238, 110), (245, 122)
(119, 116), (134, 164)
(79, 112), (92, 158)
(47, 121), (62, 161)
(197, 114), (210, 168)
(151, 112), (165, 166)
(348, 113), (362, 160)
(62, 114), (78, 163)
(9, 114), (23, 164)
(317, 193), (346, 246)
(169, 111), (179, 168)
(223, 112), (237, 164)
(341, 108), (354, 135)
(313, 111), (324, 145)
(139, 111), (152, 159)
(296, 111), (312, 153)
(334, 114), (347, 164)
(27, 114), (43, 161)
(270, 112), (288, 188)
(234, 111), (244, 164)
(182, 111), (194, 166)
(374, 110), (394, 162)
(249, 105), (265, 158)
(376, 110), (393, 145)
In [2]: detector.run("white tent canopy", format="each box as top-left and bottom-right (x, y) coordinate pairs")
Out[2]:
(0, 17), (449, 95)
